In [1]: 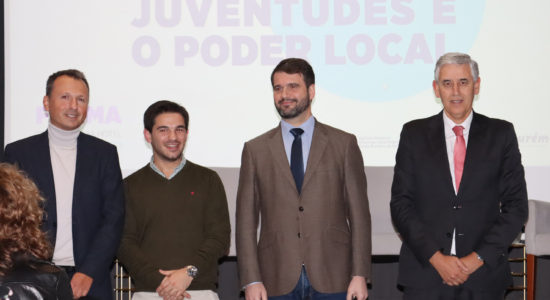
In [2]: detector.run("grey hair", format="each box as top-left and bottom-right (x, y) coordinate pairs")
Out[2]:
(434, 52), (479, 82)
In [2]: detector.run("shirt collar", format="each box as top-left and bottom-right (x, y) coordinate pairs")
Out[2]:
(149, 156), (187, 180)
(443, 110), (473, 137)
(48, 121), (80, 148)
(280, 115), (315, 134)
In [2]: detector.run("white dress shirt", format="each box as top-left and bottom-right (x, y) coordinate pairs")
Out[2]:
(443, 111), (473, 255)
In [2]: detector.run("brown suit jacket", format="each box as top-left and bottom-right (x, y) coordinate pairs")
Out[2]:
(236, 120), (372, 296)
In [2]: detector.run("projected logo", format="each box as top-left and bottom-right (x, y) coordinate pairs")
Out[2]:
(269, 1), (486, 101)
(131, 0), (485, 101)
(36, 106), (122, 124)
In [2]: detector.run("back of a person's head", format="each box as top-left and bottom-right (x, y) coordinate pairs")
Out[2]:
(0, 163), (51, 277)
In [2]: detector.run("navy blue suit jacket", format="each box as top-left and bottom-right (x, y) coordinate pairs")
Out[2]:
(390, 111), (528, 291)
(4, 131), (125, 299)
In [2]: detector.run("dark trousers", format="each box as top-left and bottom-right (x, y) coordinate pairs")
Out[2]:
(403, 284), (505, 300)
(268, 266), (347, 300)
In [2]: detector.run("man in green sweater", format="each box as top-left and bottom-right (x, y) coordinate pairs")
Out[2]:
(118, 100), (231, 300)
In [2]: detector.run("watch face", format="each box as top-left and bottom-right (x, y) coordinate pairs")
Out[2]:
(187, 266), (198, 278)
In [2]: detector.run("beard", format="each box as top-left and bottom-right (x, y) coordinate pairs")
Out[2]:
(275, 94), (311, 119)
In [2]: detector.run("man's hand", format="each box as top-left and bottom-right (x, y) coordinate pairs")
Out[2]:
(156, 268), (192, 300)
(429, 251), (469, 286)
(347, 276), (368, 300)
(70, 272), (93, 299)
(459, 252), (484, 275)
(244, 282), (267, 300)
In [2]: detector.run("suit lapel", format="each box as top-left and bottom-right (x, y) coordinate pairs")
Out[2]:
(428, 113), (456, 195)
(73, 133), (89, 212)
(267, 126), (297, 189)
(37, 131), (57, 202)
(37, 131), (58, 243)
(302, 121), (328, 190)
(457, 111), (486, 197)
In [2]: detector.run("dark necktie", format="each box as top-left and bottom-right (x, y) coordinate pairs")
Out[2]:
(290, 128), (304, 193)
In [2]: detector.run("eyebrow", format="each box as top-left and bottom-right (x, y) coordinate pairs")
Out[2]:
(442, 78), (469, 82)
(274, 82), (300, 87)
(156, 125), (186, 129)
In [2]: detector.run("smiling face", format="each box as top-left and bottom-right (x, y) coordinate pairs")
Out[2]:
(272, 72), (315, 126)
(144, 112), (188, 165)
(433, 63), (480, 124)
(43, 75), (89, 130)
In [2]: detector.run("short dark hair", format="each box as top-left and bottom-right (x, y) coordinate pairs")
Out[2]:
(45, 69), (89, 97)
(143, 100), (189, 132)
(271, 58), (315, 88)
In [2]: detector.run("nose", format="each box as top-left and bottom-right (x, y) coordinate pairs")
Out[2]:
(281, 87), (290, 99)
(69, 96), (78, 109)
(168, 129), (177, 140)
(452, 82), (460, 95)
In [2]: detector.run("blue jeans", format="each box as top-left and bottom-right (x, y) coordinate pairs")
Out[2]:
(268, 267), (347, 300)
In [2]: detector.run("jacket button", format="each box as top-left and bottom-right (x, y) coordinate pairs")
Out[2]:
(298, 232), (301, 238)
(299, 206), (304, 212)
(446, 232), (452, 238)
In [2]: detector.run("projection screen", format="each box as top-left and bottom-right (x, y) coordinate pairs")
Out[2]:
(4, 1), (550, 255)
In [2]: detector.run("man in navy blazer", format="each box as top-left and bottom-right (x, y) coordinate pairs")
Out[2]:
(4, 69), (125, 299)
(391, 53), (528, 299)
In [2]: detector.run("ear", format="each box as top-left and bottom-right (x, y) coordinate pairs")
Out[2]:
(432, 80), (440, 98)
(474, 77), (481, 95)
(308, 84), (315, 101)
(144, 129), (152, 143)
(43, 95), (50, 112)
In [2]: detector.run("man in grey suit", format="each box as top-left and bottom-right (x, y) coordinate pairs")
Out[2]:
(236, 58), (371, 300)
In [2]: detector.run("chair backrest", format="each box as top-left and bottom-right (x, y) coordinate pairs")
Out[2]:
(114, 259), (133, 300)
(525, 199), (550, 255)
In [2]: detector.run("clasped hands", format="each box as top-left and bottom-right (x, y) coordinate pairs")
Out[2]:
(429, 251), (484, 286)
(156, 268), (193, 300)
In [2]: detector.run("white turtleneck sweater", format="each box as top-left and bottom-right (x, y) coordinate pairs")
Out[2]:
(48, 122), (80, 266)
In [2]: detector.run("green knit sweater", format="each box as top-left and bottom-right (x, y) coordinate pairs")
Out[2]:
(117, 161), (230, 292)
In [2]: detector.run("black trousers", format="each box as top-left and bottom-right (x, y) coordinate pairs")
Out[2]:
(403, 284), (505, 300)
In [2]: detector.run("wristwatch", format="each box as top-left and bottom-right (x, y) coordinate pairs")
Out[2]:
(186, 265), (199, 279)
(476, 253), (484, 262)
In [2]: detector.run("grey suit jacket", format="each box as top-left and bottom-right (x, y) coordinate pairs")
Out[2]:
(236, 120), (371, 296)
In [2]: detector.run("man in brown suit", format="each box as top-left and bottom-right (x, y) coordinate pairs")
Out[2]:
(236, 58), (372, 300)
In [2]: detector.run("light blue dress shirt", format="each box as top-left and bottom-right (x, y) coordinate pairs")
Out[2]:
(280, 116), (315, 172)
